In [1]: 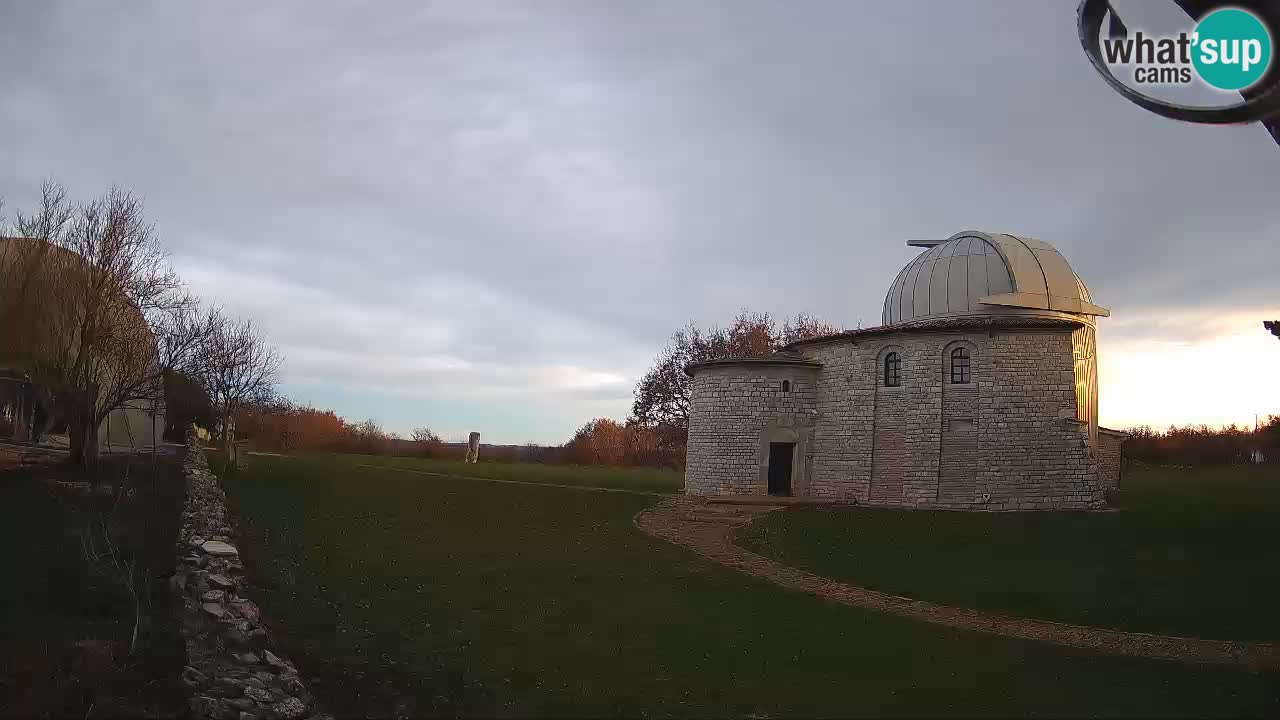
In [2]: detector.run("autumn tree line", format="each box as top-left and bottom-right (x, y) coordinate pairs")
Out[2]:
(210, 311), (839, 465)
(1124, 417), (1280, 466)
(208, 310), (842, 467)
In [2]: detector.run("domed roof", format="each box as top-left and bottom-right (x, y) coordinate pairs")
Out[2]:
(882, 231), (1109, 327)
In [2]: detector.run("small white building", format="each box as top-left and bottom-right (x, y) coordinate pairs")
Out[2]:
(100, 399), (167, 452)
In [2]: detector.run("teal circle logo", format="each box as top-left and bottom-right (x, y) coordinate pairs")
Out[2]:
(1191, 8), (1272, 91)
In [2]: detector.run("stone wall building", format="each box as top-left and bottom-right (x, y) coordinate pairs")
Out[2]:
(685, 230), (1126, 510)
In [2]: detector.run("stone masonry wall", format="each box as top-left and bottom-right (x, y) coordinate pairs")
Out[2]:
(684, 365), (818, 495)
(173, 437), (328, 720)
(804, 332), (995, 505)
(939, 349), (980, 505)
(975, 332), (1103, 509)
(687, 328), (1105, 509)
(1097, 428), (1127, 490)
(803, 342), (873, 502)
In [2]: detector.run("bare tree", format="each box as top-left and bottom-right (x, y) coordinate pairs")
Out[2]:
(1, 182), (202, 465)
(412, 426), (442, 444)
(780, 313), (843, 346)
(199, 313), (282, 451)
(411, 426), (443, 457)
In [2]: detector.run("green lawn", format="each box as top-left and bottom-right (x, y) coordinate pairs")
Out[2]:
(225, 456), (1279, 717)
(303, 452), (684, 494)
(0, 455), (186, 718)
(738, 464), (1280, 643)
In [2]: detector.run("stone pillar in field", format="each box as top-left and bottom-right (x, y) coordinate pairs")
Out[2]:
(466, 432), (480, 463)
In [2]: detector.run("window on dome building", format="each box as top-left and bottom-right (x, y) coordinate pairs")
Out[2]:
(884, 352), (901, 387)
(951, 347), (971, 384)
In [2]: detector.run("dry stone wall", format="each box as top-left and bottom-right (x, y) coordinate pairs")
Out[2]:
(173, 437), (328, 720)
(685, 328), (1105, 510)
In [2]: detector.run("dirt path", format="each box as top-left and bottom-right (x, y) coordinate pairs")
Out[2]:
(635, 496), (1280, 670)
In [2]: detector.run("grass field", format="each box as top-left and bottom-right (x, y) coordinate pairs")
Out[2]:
(0, 455), (185, 718)
(225, 455), (1280, 717)
(329, 453), (684, 494)
(738, 464), (1280, 643)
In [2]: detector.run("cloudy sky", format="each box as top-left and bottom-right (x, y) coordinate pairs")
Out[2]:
(2, 1), (1277, 443)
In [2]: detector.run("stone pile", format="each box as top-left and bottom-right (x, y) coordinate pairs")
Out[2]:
(173, 436), (328, 720)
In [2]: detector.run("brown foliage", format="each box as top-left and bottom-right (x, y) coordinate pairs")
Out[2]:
(232, 402), (421, 457)
(628, 309), (840, 463)
(233, 402), (349, 452)
(564, 417), (682, 468)
(566, 418), (627, 465)
(411, 426), (444, 457)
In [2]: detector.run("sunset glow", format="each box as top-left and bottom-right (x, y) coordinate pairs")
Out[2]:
(1100, 310), (1280, 431)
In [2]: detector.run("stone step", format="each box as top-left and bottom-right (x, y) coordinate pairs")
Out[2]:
(706, 495), (829, 507)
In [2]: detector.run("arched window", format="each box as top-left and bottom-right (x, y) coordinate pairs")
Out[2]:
(781, 380), (791, 393)
(883, 352), (901, 387)
(950, 347), (971, 384)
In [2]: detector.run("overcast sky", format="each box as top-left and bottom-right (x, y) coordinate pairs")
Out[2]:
(2, 1), (1277, 443)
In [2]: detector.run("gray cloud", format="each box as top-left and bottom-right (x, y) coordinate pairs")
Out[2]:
(2, 1), (1277, 441)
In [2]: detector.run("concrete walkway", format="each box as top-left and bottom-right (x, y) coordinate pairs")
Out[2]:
(635, 495), (1280, 670)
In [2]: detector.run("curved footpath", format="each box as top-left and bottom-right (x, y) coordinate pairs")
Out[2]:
(635, 496), (1280, 671)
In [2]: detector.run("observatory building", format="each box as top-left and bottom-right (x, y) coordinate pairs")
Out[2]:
(684, 230), (1125, 510)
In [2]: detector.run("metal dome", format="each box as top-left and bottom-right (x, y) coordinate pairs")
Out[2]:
(881, 231), (1109, 327)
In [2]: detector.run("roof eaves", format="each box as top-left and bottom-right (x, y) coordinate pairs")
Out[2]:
(684, 355), (823, 377)
(783, 315), (1085, 351)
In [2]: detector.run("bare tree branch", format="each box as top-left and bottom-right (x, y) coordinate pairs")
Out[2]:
(198, 313), (282, 450)
(1, 182), (197, 465)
